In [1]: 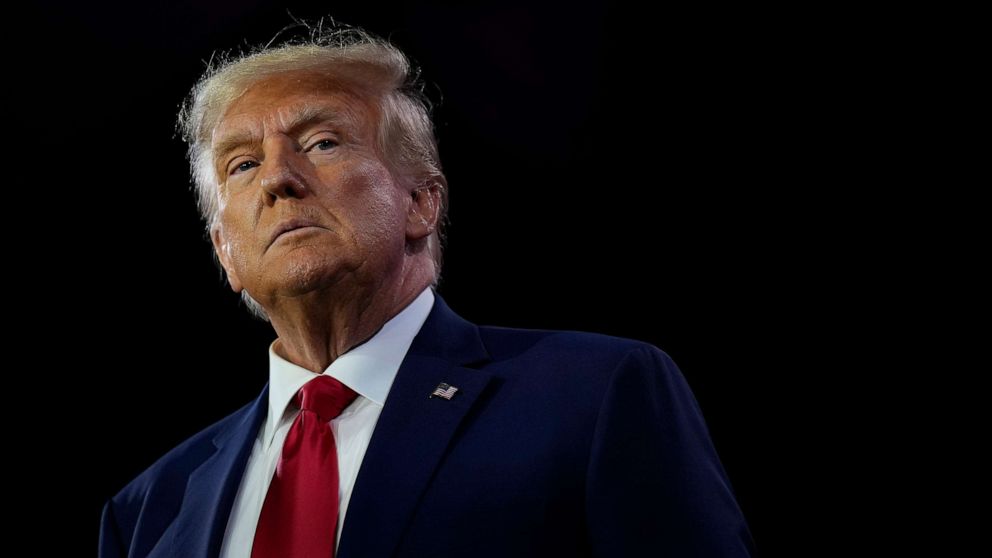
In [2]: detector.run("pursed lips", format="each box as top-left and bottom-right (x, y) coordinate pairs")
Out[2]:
(268, 219), (328, 248)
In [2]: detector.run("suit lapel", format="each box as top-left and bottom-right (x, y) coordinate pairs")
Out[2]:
(337, 293), (493, 558)
(163, 384), (268, 558)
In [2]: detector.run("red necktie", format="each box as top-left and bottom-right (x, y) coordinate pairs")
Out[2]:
(251, 375), (359, 558)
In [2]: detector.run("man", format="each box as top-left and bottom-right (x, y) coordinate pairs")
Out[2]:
(99, 23), (756, 558)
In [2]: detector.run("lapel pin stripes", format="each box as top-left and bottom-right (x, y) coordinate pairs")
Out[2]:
(430, 382), (459, 400)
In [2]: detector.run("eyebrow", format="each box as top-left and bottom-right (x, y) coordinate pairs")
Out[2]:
(211, 105), (355, 172)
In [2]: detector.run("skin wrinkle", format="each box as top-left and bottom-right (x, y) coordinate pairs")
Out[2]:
(213, 103), (367, 181)
(209, 69), (442, 373)
(179, 48), (450, 322)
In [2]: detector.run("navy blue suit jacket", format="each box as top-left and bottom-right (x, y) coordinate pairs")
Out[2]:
(99, 292), (755, 557)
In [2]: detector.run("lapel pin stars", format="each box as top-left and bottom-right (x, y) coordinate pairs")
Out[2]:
(430, 382), (459, 400)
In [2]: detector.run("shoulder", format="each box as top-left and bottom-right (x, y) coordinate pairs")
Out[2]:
(100, 396), (262, 555)
(105, 396), (258, 514)
(475, 322), (680, 386)
(479, 322), (669, 360)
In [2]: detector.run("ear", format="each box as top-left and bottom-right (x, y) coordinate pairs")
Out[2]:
(210, 225), (244, 293)
(406, 181), (442, 241)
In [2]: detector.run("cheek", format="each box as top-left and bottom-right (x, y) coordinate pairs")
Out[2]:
(218, 212), (256, 270)
(335, 161), (408, 246)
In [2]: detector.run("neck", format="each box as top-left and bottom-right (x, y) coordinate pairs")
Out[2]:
(267, 270), (432, 374)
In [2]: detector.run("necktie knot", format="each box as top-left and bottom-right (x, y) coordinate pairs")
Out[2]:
(295, 375), (359, 422)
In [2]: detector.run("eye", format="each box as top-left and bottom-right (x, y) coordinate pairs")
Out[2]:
(308, 138), (338, 152)
(230, 160), (257, 175)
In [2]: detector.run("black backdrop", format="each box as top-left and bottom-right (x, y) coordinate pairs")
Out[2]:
(38, 1), (862, 555)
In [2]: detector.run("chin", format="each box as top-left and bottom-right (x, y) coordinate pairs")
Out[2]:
(271, 252), (353, 295)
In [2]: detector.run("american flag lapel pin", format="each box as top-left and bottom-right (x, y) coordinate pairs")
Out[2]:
(430, 382), (459, 400)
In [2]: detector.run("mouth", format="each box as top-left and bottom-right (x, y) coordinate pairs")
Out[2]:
(268, 219), (328, 248)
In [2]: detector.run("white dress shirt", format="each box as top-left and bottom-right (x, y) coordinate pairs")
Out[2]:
(218, 286), (435, 558)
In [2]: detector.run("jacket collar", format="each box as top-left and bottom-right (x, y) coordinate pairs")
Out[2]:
(164, 384), (268, 558)
(162, 290), (491, 558)
(337, 291), (493, 558)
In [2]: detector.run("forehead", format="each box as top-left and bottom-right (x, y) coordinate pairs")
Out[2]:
(211, 70), (378, 143)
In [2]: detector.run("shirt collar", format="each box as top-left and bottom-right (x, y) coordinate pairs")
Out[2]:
(263, 286), (436, 449)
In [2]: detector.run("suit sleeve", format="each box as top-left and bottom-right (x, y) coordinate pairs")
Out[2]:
(584, 345), (757, 557)
(99, 498), (126, 558)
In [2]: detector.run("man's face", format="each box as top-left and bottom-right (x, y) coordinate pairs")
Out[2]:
(209, 70), (412, 303)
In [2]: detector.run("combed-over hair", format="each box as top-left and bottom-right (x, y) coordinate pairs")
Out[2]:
(176, 18), (448, 321)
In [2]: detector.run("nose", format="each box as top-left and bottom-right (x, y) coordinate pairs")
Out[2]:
(258, 135), (309, 201)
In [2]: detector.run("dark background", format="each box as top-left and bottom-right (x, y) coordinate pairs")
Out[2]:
(37, 1), (901, 555)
